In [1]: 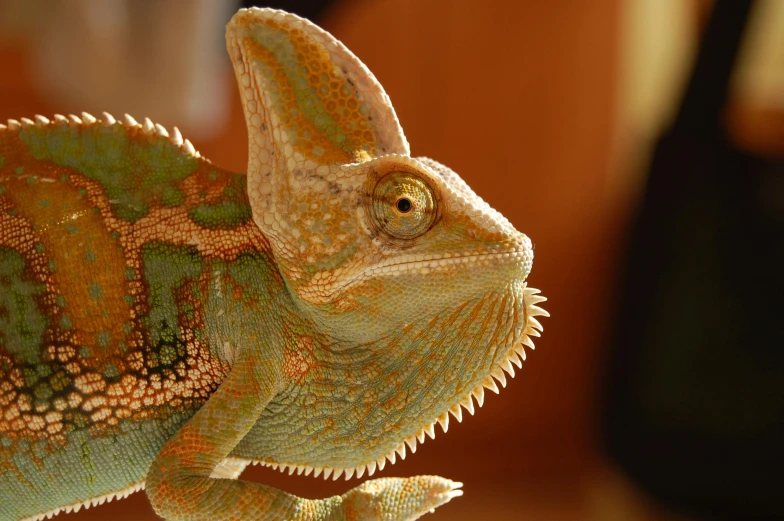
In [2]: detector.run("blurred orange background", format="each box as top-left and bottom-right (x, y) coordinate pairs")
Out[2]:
(1, 0), (782, 520)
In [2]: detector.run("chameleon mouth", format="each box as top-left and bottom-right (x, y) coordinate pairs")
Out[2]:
(244, 284), (548, 481)
(299, 249), (533, 304)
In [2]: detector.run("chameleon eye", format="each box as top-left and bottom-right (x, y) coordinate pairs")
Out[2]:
(372, 172), (436, 240)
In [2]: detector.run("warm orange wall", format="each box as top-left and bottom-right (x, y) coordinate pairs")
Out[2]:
(0, 0), (622, 519)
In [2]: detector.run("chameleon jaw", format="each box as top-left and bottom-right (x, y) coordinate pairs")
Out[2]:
(243, 284), (548, 481)
(299, 249), (533, 305)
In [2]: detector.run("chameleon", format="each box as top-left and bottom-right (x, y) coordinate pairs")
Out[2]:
(0, 7), (547, 521)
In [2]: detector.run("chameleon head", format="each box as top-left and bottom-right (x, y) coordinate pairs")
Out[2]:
(227, 9), (547, 473)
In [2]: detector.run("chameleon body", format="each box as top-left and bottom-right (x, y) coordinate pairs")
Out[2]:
(0, 8), (547, 521)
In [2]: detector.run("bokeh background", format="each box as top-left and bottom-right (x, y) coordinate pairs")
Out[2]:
(0, 0), (782, 520)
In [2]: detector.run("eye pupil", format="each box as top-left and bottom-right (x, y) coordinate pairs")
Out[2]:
(396, 198), (412, 213)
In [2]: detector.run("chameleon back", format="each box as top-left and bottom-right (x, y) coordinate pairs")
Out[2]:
(0, 116), (269, 519)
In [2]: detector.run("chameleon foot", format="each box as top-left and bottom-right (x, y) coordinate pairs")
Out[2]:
(341, 476), (463, 521)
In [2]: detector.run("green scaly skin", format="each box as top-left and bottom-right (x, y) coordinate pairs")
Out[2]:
(0, 7), (547, 521)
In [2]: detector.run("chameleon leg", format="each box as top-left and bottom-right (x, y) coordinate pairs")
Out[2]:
(145, 354), (461, 521)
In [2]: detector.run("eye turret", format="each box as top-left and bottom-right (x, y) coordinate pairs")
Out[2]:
(371, 172), (437, 240)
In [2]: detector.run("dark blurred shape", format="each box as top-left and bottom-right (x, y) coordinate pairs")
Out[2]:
(241, 0), (336, 21)
(603, 0), (784, 520)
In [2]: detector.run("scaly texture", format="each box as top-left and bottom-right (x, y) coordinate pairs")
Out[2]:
(0, 8), (547, 521)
